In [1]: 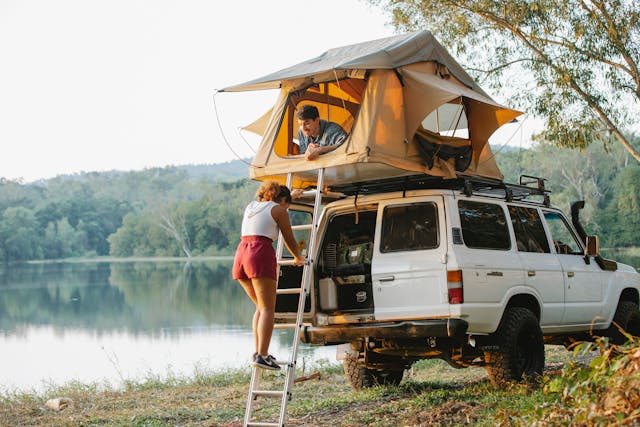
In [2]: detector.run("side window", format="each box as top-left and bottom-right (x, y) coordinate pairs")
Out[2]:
(458, 200), (510, 250)
(381, 203), (439, 252)
(508, 206), (551, 253)
(542, 211), (583, 255)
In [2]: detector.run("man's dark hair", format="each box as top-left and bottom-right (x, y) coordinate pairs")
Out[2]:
(296, 104), (319, 120)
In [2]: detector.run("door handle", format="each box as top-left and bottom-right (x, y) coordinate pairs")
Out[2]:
(567, 271), (575, 278)
(487, 271), (503, 277)
(379, 276), (395, 282)
(527, 271), (536, 277)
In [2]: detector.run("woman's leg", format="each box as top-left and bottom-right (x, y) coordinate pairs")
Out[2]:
(238, 279), (260, 353)
(252, 276), (278, 356)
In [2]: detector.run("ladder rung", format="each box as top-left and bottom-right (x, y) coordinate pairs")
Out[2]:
(252, 389), (284, 398)
(276, 288), (301, 295)
(273, 323), (298, 329)
(291, 223), (313, 231)
(244, 169), (325, 427)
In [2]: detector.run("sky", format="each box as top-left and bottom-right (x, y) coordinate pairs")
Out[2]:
(0, 0), (535, 183)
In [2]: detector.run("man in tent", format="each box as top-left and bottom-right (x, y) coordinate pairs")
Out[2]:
(295, 105), (348, 160)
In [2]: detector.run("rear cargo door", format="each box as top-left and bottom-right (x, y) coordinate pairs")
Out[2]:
(372, 196), (449, 320)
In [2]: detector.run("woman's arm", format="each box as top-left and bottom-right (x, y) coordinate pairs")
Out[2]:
(271, 205), (304, 265)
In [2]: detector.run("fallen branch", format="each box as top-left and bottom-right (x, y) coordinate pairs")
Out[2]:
(294, 372), (321, 383)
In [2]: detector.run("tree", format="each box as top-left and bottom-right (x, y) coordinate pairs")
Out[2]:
(43, 218), (83, 259)
(597, 166), (640, 247)
(187, 199), (230, 253)
(374, 0), (640, 160)
(0, 207), (43, 261)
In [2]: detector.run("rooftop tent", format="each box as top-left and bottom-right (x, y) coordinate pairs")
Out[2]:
(221, 30), (521, 189)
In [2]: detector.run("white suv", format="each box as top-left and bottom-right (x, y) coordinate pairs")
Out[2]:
(275, 175), (640, 389)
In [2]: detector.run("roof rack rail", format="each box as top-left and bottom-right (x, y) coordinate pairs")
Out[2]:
(519, 174), (547, 191)
(328, 174), (551, 206)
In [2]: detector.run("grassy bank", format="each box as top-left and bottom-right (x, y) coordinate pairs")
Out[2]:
(2, 341), (638, 427)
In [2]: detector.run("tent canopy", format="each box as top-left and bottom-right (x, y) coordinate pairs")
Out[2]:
(221, 30), (521, 189)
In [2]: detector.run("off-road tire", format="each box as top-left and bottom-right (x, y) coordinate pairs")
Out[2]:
(343, 354), (404, 390)
(484, 307), (545, 389)
(606, 301), (640, 345)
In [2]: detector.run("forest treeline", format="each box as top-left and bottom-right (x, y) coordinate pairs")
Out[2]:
(0, 137), (638, 262)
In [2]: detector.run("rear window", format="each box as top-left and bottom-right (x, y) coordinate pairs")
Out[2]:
(381, 203), (439, 252)
(458, 200), (510, 250)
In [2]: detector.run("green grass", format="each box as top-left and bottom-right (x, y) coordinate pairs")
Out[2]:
(2, 342), (638, 426)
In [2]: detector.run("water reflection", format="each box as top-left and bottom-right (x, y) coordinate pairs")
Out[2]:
(601, 251), (640, 272)
(0, 260), (255, 334)
(2, 254), (638, 392)
(0, 259), (334, 392)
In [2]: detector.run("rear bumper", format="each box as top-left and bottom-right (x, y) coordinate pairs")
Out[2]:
(301, 318), (468, 345)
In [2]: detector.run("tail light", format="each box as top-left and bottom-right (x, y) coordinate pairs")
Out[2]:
(447, 270), (464, 304)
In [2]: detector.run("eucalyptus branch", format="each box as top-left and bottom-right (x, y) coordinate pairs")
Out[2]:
(525, 33), (633, 76)
(475, 7), (640, 161)
(579, 0), (640, 89)
(381, 0), (640, 160)
(466, 58), (534, 76)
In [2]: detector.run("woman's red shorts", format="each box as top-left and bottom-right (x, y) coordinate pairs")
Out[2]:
(232, 235), (277, 281)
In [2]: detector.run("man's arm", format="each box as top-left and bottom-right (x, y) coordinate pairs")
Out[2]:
(305, 143), (339, 160)
(305, 122), (347, 160)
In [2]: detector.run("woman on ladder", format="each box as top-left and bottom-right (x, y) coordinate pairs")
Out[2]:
(233, 181), (305, 370)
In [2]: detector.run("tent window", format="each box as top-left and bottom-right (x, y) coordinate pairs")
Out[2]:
(422, 100), (469, 139)
(272, 78), (365, 157)
(414, 98), (473, 173)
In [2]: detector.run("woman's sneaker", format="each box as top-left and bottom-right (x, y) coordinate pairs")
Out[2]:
(254, 354), (280, 370)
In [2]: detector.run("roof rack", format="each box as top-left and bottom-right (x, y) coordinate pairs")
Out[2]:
(328, 174), (551, 206)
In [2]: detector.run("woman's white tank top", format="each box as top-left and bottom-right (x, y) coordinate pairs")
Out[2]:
(241, 201), (279, 241)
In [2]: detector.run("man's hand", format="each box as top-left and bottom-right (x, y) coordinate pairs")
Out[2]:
(305, 143), (321, 160)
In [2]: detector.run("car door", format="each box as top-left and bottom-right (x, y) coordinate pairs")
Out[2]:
(508, 205), (565, 326)
(372, 196), (448, 320)
(542, 209), (604, 325)
(454, 199), (524, 333)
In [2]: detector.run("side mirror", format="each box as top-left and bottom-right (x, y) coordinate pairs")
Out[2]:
(585, 235), (600, 257)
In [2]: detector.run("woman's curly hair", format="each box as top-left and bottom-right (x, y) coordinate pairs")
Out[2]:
(256, 181), (291, 203)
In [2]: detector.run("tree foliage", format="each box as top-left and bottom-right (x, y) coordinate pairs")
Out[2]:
(597, 165), (640, 246)
(374, 0), (640, 160)
(493, 133), (640, 247)
(0, 153), (637, 262)
(0, 161), (255, 262)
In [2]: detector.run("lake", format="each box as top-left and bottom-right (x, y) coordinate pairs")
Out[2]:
(1, 252), (638, 393)
(0, 259), (336, 393)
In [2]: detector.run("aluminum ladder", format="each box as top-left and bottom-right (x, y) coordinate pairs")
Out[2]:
(243, 168), (325, 427)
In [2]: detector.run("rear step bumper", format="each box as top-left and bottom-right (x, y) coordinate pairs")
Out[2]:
(301, 318), (468, 345)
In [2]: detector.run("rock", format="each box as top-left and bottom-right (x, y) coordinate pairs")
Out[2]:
(44, 397), (74, 411)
